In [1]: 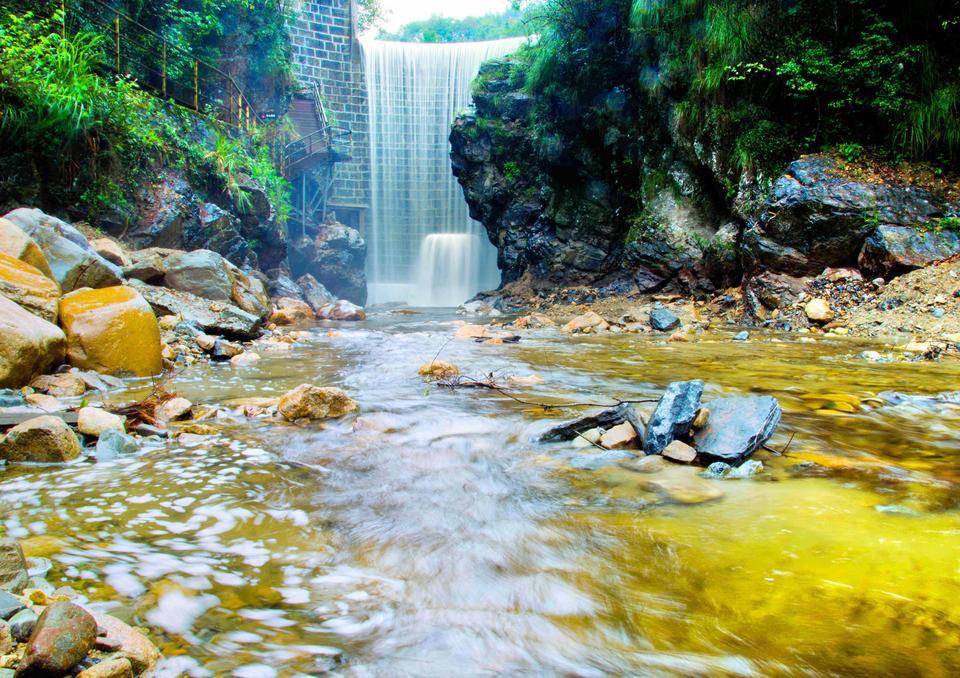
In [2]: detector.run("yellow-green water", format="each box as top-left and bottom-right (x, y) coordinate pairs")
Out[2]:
(2, 315), (960, 675)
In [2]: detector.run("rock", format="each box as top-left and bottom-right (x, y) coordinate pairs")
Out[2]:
(230, 353), (261, 367)
(733, 331), (749, 342)
(0, 416), (81, 463)
(662, 440), (697, 463)
(155, 397), (192, 423)
(3, 208), (122, 292)
(23, 395), (66, 412)
(194, 334), (217, 352)
(744, 156), (954, 275)
(644, 380), (704, 455)
(692, 407), (710, 429)
(455, 324), (488, 339)
(59, 287), (162, 377)
(18, 601), (97, 677)
(288, 221), (368, 305)
(211, 339), (243, 360)
(76, 657), (133, 678)
(270, 298), (314, 325)
(89, 239), (129, 267)
(512, 313), (555, 329)
(95, 430), (139, 460)
(77, 407), (125, 437)
(316, 300), (366, 321)
(563, 311), (609, 334)
(804, 298), (834, 323)
(539, 403), (633, 443)
(230, 268), (272, 321)
(702, 462), (733, 479)
(572, 427), (603, 448)
(8, 607), (37, 641)
(458, 300), (502, 316)
(0, 217), (52, 278)
(0, 296), (66, 389)
(418, 361), (460, 380)
(693, 396), (782, 464)
(644, 467), (725, 504)
(126, 281), (263, 340)
(89, 613), (159, 675)
(278, 384), (358, 421)
(0, 253), (60, 323)
(859, 225), (960, 278)
(649, 307), (681, 332)
(28, 374), (87, 398)
(622, 455), (668, 474)
(0, 621), (11, 654)
(122, 247), (178, 284)
(728, 460), (764, 478)
(267, 273), (304, 301)
(0, 591), (24, 620)
(296, 274), (336, 312)
(745, 271), (808, 313)
(163, 249), (233, 301)
(599, 422), (639, 449)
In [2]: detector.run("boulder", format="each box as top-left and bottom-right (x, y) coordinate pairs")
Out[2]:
(278, 384), (358, 421)
(0, 591), (25, 620)
(163, 249), (233, 301)
(89, 612), (159, 674)
(59, 287), (162, 378)
(0, 415), (82, 463)
(418, 361), (460, 380)
(122, 247), (179, 284)
(644, 380), (704, 455)
(128, 171), (198, 249)
(18, 601), (97, 677)
(693, 395), (782, 464)
(0, 295), (66, 389)
(270, 298), (314, 325)
(77, 407), (126, 437)
(316, 300), (366, 321)
(649, 307), (680, 332)
(562, 311), (609, 334)
(155, 397), (192, 423)
(858, 225), (960, 278)
(745, 156), (955, 275)
(29, 373), (87, 398)
(129, 281), (262, 340)
(89, 238), (129, 267)
(288, 221), (368, 306)
(230, 269), (272, 321)
(804, 298), (834, 324)
(0, 253), (60, 323)
(0, 218), (52, 277)
(0, 541), (28, 594)
(3, 208), (122, 292)
(296, 274), (336, 312)
(77, 657), (134, 678)
(95, 430), (139, 460)
(267, 272), (304, 300)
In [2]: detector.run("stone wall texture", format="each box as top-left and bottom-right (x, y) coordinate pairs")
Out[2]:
(290, 0), (370, 217)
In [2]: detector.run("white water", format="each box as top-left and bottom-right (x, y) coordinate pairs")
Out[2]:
(362, 38), (526, 307)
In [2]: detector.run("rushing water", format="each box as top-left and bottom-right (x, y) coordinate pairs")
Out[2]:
(362, 39), (524, 306)
(4, 314), (960, 676)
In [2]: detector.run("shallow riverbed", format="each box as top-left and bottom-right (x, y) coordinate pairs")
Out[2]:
(3, 312), (960, 676)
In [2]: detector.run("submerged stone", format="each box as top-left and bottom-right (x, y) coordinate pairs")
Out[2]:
(644, 380), (704, 455)
(693, 396), (782, 464)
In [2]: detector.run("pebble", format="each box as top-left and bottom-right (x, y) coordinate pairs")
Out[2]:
(662, 440), (697, 463)
(728, 460), (764, 478)
(0, 592), (24, 621)
(733, 331), (749, 342)
(932, 307), (946, 318)
(0, 621), (11, 654)
(860, 350), (882, 362)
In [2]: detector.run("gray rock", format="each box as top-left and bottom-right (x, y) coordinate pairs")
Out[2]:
(859, 225), (960, 278)
(702, 462), (732, 479)
(267, 273), (304, 301)
(649, 308), (680, 332)
(296, 274), (336, 312)
(163, 249), (233, 301)
(693, 396), (782, 464)
(644, 380), (704, 455)
(26, 557), (50, 579)
(4, 208), (123, 292)
(130, 280), (262, 340)
(9, 606), (37, 641)
(733, 331), (749, 342)
(122, 247), (179, 284)
(0, 540), (28, 594)
(538, 403), (632, 442)
(288, 221), (368, 306)
(0, 590), (24, 620)
(26, 578), (54, 595)
(728, 460), (764, 478)
(96, 430), (140, 461)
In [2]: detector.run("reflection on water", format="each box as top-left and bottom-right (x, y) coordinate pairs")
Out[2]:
(3, 314), (960, 675)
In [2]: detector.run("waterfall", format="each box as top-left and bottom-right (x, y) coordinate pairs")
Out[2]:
(362, 37), (526, 307)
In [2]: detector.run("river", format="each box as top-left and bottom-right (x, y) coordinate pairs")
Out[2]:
(3, 312), (960, 676)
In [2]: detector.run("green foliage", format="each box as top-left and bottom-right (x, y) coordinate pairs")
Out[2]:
(356, 0), (385, 34)
(933, 216), (960, 232)
(503, 161), (521, 182)
(379, 6), (540, 43)
(838, 142), (866, 163)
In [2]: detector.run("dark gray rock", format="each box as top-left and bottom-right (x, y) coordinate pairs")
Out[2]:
(649, 308), (681, 332)
(267, 273), (304, 301)
(693, 396), (782, 464)
(95, 430), (139, 461)
(288, 221), (367, 306)
(538, 403), (632, 443)
(644, 380), (704, 455)
(297, 274), (336, 312)
(858, 225), (960, 278)
(9, 606), (37, 642)
(130, 281), (262, 340)
(0, 590), (24, 620)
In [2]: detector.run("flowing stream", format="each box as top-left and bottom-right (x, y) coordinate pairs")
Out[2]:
(3, 315), (960, 675)
(362, 39), (524, 307)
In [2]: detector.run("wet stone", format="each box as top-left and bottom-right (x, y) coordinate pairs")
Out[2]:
(9, 607), (37, 642)
(0, 621), (11, 655)
(0, 592), (24, 620)
(95, 430), (140, 461)
(538, 403), (631, 443)
(0, 541), (28, 594)
(649, 307), (681, 332)
(644, 380), (704, 455)
(19, 601), (97, 677)
(693, 396), (782, 465)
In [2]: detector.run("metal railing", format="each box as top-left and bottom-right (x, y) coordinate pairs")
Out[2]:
(282, 84), (353, 176)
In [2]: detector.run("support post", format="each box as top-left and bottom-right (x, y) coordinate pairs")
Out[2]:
(193, 60), (199, 111)
(61, 0), (65, 38)
(161, 43), (167, 97)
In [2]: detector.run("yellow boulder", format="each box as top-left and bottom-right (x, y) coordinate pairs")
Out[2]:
(59, 286), (162, 377)
(0, 294), (66, 388)
(0, 252), (61, 322)
(0, 217), (53, 277)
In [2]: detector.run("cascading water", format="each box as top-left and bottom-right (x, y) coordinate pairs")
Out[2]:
(362, 37), (526, 307)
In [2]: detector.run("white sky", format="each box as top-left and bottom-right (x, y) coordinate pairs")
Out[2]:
(375, 0), (514, 33)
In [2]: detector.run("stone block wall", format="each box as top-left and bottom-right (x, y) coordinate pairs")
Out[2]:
(290, 0), (370, 227)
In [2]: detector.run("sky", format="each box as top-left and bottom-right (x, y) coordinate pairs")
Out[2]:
(376, 0), (514, 33)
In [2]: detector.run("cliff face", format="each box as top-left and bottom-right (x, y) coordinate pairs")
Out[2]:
(451, 57), (960, 306)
